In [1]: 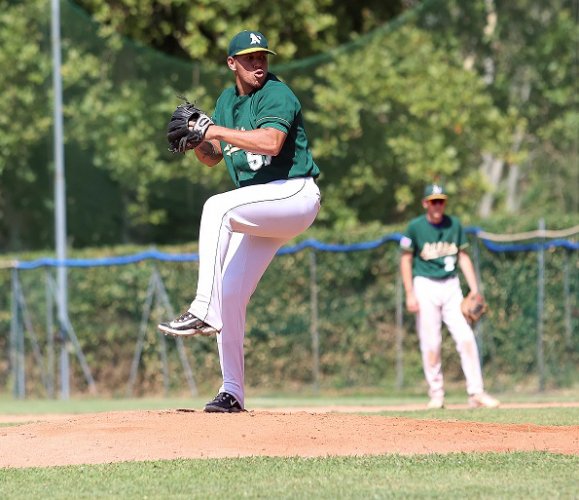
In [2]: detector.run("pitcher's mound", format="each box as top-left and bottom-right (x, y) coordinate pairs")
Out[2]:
(0, 408), (577, 468)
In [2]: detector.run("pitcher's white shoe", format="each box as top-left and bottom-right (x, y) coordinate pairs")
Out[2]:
(468, 392), (500, 408)
(158, 311), (218, 337)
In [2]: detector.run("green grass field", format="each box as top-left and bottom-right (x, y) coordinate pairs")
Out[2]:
(0, 392), (577, 499)
(0, 453), (576, 499)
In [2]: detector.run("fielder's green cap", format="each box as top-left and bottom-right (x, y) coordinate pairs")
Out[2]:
(228, 31), (276, 57)
(423, 183), (448, 201)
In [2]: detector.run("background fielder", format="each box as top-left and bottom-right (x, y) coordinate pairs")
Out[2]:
(400, 184), (499, 409)
(158, 30), (321, 413)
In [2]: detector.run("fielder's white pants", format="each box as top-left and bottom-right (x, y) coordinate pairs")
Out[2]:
(188, 177), (321, 407)
(413, 275), (485, 398)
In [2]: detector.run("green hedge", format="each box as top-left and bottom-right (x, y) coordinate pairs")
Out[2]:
(0, 222), (577, 397)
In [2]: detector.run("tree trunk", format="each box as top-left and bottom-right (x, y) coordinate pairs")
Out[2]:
(478, 153), (504, 218)
(506, 163), (520, 212)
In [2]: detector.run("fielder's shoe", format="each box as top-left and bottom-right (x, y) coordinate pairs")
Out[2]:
(158, 311), (218, 337)
(204, 392), (244, 413)
(427, 397), (445, 409)
(468, 392), (500, 409)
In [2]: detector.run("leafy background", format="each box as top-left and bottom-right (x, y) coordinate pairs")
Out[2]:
(0, 0), (576, 249)
(0, 0), (576, 396)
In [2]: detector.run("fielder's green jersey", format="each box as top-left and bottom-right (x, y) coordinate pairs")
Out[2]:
(400, 214), (468, 279)
(213, 73), (320, 188)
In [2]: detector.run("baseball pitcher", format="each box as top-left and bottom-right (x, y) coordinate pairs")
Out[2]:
(158, 31), (321, 413)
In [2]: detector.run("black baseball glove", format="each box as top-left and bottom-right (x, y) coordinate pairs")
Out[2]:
(167, 98), (213, 153)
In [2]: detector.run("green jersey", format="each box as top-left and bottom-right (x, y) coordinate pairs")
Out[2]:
(400, 214), (468, 279)
(213, 73), (320, 188)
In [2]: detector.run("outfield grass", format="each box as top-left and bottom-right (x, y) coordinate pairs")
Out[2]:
(377, 407), (579, 425)
(0, 453), (577, 499)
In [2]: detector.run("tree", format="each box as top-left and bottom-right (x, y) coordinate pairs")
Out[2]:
(418, 0), (578, 218)
(0, 0), (53, 249)
(1, 0), (574, 251)
(304, 24), (512, 227)
(71, 0), (409, 60)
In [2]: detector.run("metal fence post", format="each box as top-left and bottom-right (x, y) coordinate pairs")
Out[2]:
(471, 235), (484, 365)
(395, 255), (404, 390)
(154, 267), (198, 396)
(537, 218), (545, 391)
(127, 269), (158, 397)
(10, 269), (24, 399)
(309, 250), (320, 393)
(45, 270), (55, 398)
(563, 250), (573, 349)
(46, 274), (97, 395)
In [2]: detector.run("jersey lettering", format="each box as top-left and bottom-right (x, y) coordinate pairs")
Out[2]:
(420, 242), (458, 261)
(223, 144), (242, 156)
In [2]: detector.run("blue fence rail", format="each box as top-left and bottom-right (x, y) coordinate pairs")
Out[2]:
(10, 227), (579, 270)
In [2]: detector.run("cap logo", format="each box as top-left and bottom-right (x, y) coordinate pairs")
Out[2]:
(228, 31), (276, 57)
(249, 33), (262, 45)
(432, 184), (443, 194)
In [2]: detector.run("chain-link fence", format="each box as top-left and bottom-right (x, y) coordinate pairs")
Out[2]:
(3, 227), (577, 398)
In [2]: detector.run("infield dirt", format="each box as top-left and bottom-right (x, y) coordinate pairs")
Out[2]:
(0, 403), (577, 468)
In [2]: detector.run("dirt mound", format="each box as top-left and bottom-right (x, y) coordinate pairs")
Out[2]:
(0, 407), (577, 468)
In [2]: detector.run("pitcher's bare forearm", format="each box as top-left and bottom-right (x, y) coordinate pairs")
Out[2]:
(195, 139), (223, 167)
(205, 125), (286, 157)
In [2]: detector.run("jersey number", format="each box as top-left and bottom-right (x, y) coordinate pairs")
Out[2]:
(247, 152), (272, 171)
(444, 256), (457, 272)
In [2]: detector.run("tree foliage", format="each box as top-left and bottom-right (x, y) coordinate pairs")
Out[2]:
(0, 0), (575, 251)
(0, 0), (53, 248)
(419, 0), (578, 216)
(306, 25), (513, 227)
(72, 0), (408, 60)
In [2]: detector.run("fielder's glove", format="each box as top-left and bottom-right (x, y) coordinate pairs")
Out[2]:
(167, 98), (213, 153)
(461, 292), (488, 325)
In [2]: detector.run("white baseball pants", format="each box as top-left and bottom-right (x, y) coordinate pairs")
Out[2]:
(188, 177), (321, 407)
(413, 275), (485, 398)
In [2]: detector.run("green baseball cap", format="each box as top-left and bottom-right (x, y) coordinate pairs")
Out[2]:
(228, 31), (277, 57)
(423, 183), (448, 201)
